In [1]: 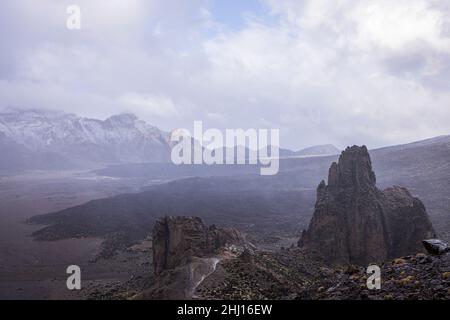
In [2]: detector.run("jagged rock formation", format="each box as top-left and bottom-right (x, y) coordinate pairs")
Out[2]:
(137, 216), (246, 299)
(299, 146), (436, 265)
(152, 216), (245, 275)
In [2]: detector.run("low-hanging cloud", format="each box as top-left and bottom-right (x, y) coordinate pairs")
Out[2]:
(1, 0), (450, 149)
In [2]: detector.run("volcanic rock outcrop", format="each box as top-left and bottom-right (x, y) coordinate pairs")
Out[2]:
(152, 216), (245, 275)
(299, 146), (436, 265)
(140, 216), (247, 299)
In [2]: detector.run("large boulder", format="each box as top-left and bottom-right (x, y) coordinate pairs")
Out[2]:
(299, 146), (436, 265)
(422, 239), (450, 255)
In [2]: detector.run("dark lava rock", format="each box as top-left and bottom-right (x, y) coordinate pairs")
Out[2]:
(196, 248), (325, 300)
(422, 239), (450, 255)
(312, 253), (450, 300)
(239, 248), (255, 264)
(299, 146), (436, 265)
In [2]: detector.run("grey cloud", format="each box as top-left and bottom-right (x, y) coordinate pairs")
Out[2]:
(1, 0), (450, 150)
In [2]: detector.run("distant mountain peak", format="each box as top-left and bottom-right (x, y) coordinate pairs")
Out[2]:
(295, 144), (340, 157)
(106, 113), (138, 125)
(0, 109), (171, 168)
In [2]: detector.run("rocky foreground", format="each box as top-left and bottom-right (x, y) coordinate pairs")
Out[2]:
(196, 248), (450, 300)
(165, 146), (448, 300)
(314, 252), (450, 300)
(83, 146), (449, 300)
(82, 242), (450, 300)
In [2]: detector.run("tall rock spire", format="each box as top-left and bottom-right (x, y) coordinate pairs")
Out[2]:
(299, 146), (435, 265)
(327, 146), (376, 191)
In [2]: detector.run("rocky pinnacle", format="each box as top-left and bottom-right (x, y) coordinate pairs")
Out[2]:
(299, 146), (436, 266)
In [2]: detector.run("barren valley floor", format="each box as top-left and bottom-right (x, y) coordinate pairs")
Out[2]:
(0, 171), (151, 299)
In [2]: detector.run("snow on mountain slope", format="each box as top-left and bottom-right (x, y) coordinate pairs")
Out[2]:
(0, 109), (171, 168)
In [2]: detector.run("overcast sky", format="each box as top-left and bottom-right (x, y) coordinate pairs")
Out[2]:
(1, 0), (450, 150)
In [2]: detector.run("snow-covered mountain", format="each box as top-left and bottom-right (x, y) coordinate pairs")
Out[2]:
(278, 144), (341, 158)
(0, 109), (171, 170)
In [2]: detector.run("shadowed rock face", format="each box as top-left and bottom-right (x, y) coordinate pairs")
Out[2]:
(141, 216), (247, 299)
(299, 146), (436, 266)
(152, 216), (245, 275)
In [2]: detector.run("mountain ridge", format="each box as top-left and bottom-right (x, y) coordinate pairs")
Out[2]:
(0, 109), (171, 168)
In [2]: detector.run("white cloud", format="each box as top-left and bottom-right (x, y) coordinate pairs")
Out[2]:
(119, 93), (179, 118)
(199, 0), (450, 147)
(1, 0), (450, 149)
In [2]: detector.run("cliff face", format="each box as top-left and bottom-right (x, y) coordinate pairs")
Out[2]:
(141, 216), (247, 299)
(152, 216), (245, 275)
(299, 146), (436, 265)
